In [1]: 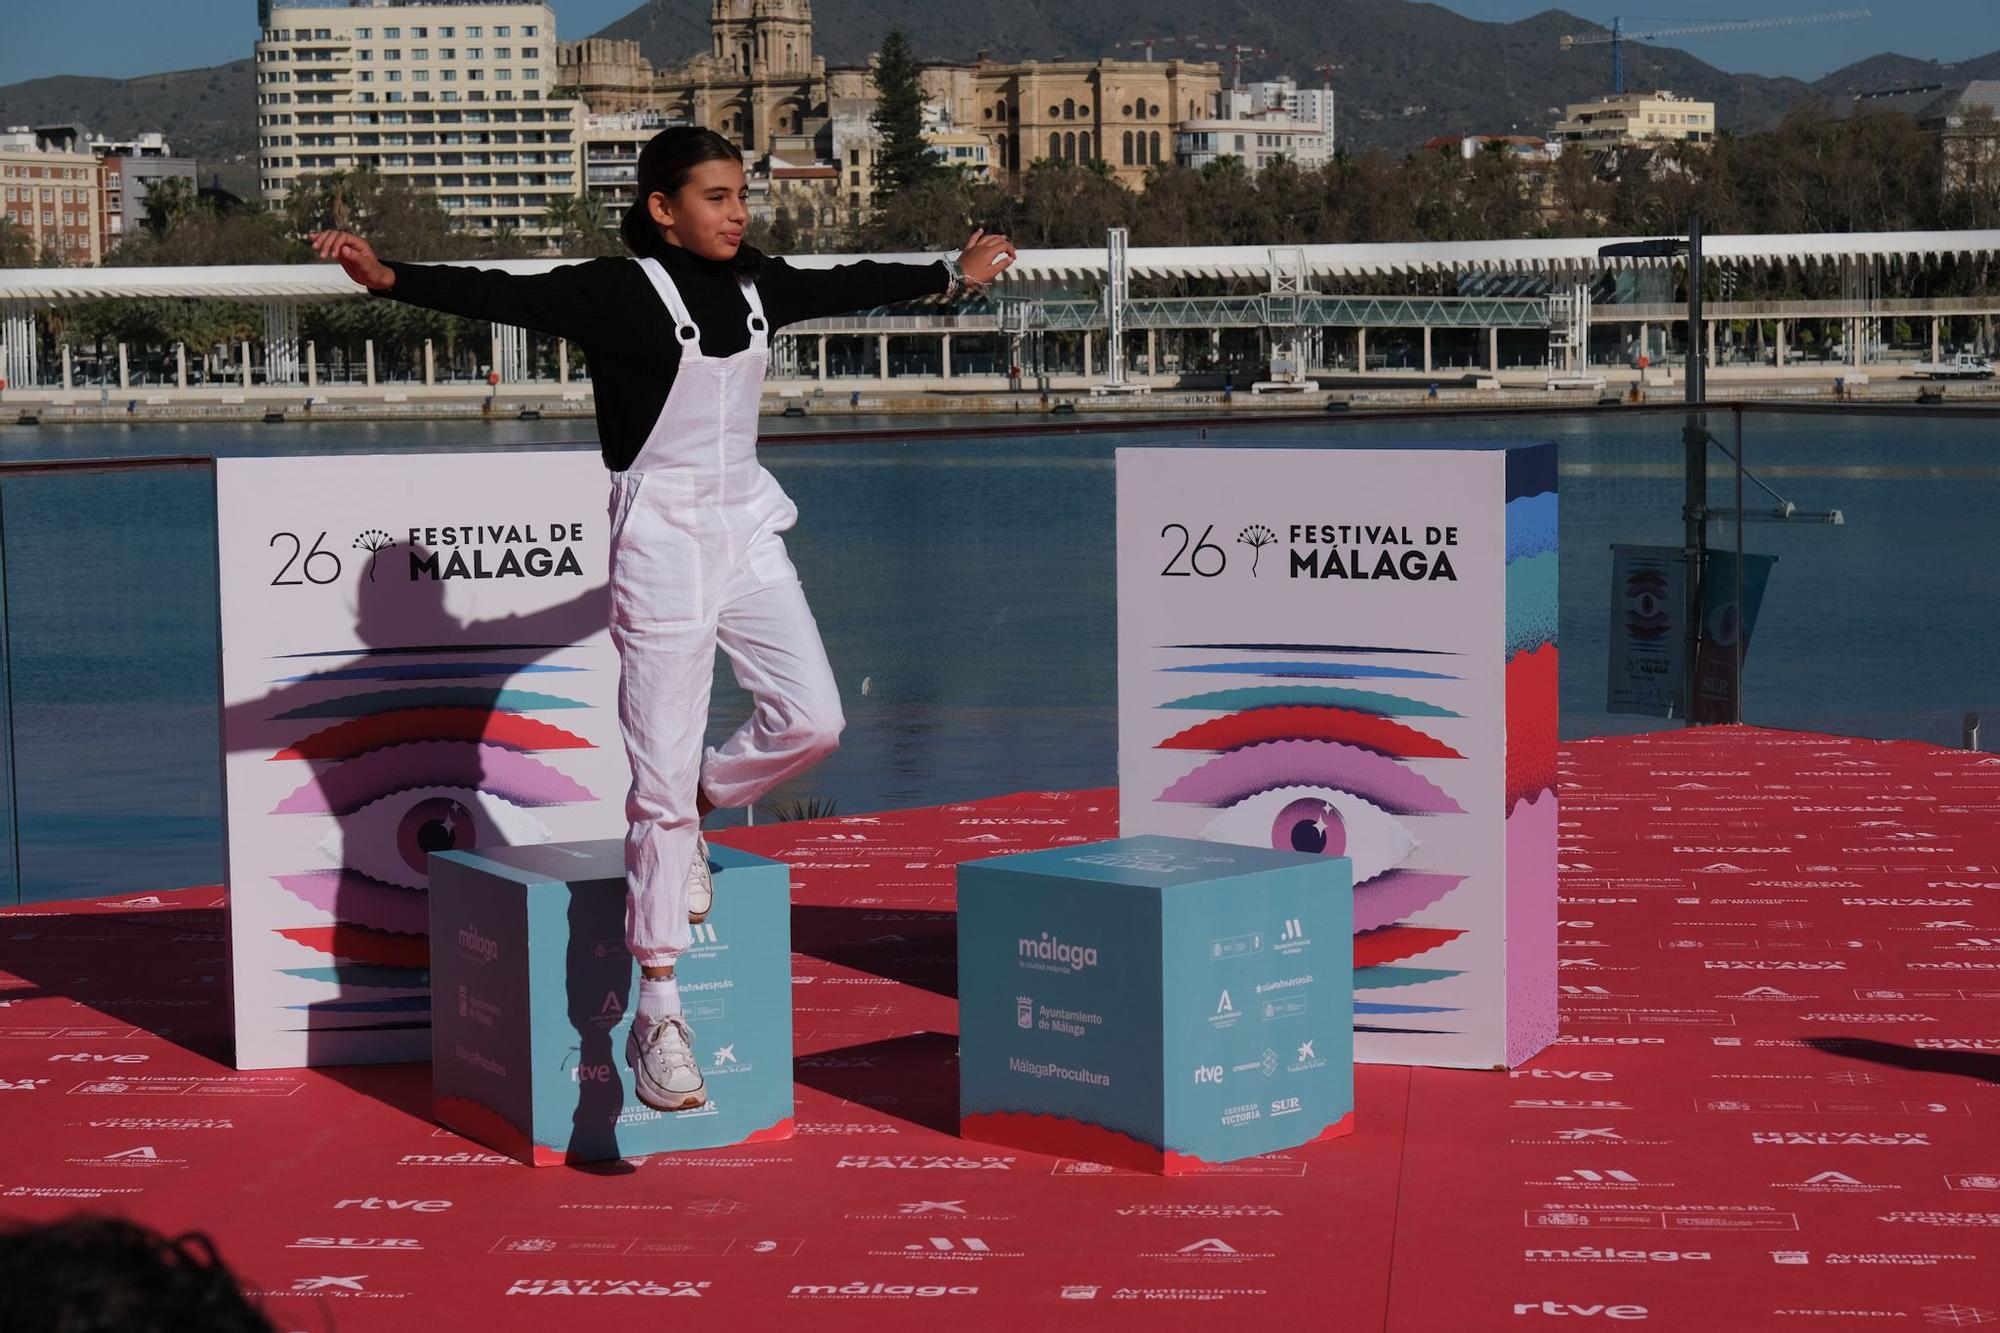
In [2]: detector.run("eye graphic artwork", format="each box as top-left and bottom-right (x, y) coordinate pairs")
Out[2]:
(265, 654), (601, 1033)
(1164, 660), (1454, 681)
(1162, 685), (1460, 719)
(1155, 647), (1475, 1034)
(1624, 570), (1671, 639)
(311, 786), (558, 891)
(1200, 787), (1418, 880)
(1705, 597), (1740, 648)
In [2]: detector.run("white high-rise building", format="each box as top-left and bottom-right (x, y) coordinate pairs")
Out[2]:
(1281, 85), (1336, 146)
(1226, 79), (1336, 148)
(1185, 82), (1330, 174)
(256, 2), (586, 236)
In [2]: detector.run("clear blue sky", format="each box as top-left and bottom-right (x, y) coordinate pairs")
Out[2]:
(1, 0), (1993, 87)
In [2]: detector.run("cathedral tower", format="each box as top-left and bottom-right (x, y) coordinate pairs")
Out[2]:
(711, 0), (814, 79)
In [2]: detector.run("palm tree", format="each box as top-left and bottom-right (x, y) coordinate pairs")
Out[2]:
(540, 193), (584, 239)
(0, 216), (36, 267)
(142, 175), (199, 238)
(542, 192), (612, 245)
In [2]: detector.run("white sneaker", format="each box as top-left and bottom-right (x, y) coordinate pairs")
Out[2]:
(688, 834), (714, 924)
(627, 1013), (706, 1112)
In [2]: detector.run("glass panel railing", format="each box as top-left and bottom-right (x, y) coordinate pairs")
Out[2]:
(1727, 406), (1999, 747)
(0, 462), (220, 903)
(0, 403), (1990, 900)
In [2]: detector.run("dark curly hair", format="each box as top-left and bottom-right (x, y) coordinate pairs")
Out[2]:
(620, 126), (766, 278)
(0, 1215), (276, 1332)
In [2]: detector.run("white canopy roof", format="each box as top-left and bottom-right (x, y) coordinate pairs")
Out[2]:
(3, 230), (1997, 303)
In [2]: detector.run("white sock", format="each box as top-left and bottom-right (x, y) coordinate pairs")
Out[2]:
(637, 975), (680, 1023)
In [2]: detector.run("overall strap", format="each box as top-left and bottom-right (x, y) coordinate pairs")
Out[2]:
(739, 277), (769, 348)
(636, 256), (703, 355)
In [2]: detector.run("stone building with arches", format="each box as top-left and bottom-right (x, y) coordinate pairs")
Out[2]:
(557, 0), (1223, 211)
(556, 0), (823, 155)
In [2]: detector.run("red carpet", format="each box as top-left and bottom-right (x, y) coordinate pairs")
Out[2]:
(2, 726), (1996, 1331)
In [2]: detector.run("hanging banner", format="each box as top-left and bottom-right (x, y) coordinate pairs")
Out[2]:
(1117, 444), (1558, 1070)
(216, 452), (626, 1070)
(1607, 544), (1687, 718)
(1691, 550), (1777, 726)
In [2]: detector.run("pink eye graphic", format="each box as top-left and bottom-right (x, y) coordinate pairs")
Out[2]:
(313, 786), (556, 892)
(1625, 571), (1671, 639)
(261, 657), (604, 1033)
(1198, 786), (1421, 885)
(273, 741), (594, 815)
(1157, 740), (1463, 817)
(1153, 652), (1475, 1034)
(1276, 795), (1343, 854)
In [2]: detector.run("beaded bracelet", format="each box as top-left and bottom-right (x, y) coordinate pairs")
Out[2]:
(941, 252), (991, 303)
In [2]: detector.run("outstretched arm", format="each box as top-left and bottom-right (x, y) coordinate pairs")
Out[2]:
(761, 229), (1018, 329)
(310, 229), (605, 345)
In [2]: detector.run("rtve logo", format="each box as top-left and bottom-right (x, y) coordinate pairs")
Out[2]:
(1514, 1301), (1649, 1320)
(335, 1198), (451, 1212)
(1194, 1064), (1224, 1085)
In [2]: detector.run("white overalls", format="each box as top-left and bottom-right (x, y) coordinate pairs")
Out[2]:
(609, 255), (844, 968)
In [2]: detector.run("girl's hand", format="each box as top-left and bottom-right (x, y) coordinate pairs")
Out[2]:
(957, 228), (1017, 285)
(310, 229), (395, 291)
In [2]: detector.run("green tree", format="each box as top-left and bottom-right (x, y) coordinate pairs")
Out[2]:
(1011, 158), (1133, 247)
(0, 216), (35, 266)
(283, 169), (476, 261)
(111, 194), (293, 267)
(865, 174), (972, 250)
(142, 174), (199, 238)
(542, 192), (622, 258)
(870, 29), (944, 197)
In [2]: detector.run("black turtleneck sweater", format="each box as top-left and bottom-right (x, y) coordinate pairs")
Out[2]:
(373, 245), (950, 471)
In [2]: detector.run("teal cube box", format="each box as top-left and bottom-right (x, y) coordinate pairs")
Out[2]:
(957, 834), (1354, 1174)
(427, 839), (794, 1165)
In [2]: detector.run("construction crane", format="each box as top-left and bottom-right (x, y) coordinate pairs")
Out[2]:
(1186, 38), (1267, 89)
(1559, 9), (1870, 95)
(1114, 36), (1191, 62)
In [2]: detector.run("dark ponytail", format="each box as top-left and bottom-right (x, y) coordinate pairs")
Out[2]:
(621, 126), (766, 278)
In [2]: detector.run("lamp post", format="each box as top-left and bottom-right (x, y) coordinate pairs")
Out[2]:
(1600, 217), (1705, 723)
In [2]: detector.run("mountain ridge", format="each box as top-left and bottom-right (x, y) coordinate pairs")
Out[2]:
(0, 3), (1990, 189)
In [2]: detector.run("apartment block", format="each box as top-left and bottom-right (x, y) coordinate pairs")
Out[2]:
(0, 125), (105, 265)
(257, 1), (586, 235)
(1553, 90), (1716, 149)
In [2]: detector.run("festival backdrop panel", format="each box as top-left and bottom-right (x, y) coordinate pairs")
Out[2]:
(216, 452), (627, 1070)
(1116, 444), (1558, 1070)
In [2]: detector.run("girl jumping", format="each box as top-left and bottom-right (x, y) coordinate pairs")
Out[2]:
(315, 125), (1015, 1112)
